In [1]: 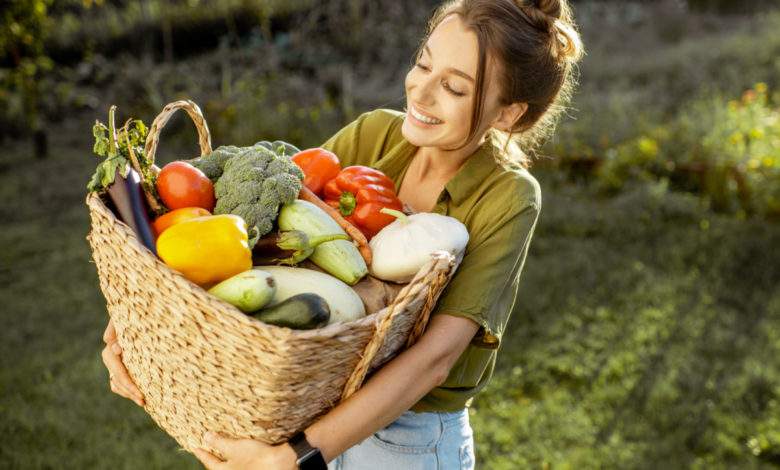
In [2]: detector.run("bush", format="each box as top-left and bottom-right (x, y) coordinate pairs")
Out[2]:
(595, 83), (780, 217)
(549, 7), (780, 182)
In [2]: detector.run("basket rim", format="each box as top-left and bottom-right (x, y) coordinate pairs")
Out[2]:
(86, 191), (417, 338)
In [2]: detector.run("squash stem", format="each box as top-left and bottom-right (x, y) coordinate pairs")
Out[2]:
(307, 233), (350, 247)
(380, 207), (408, 223)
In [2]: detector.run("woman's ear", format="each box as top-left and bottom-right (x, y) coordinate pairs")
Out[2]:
(491, 102), (528, 132)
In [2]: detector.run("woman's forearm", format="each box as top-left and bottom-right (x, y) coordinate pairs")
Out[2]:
(304, 339), (443, 462)
(303, 314), (478, 462)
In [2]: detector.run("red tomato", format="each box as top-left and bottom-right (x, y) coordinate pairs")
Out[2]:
(291, 148), (341, 196)
(152, 207), (211, 236)
(156, 161), (215, 211)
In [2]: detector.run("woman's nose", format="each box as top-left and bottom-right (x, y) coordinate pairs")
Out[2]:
(411, 74), (438, 106)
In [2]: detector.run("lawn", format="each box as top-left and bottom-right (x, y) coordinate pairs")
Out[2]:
(1, 111), (778, 469)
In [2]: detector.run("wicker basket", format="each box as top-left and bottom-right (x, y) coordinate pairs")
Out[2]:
(85, 100), (457, 453)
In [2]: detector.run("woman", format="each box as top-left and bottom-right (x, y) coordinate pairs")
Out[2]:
(101, 0), (583, 468)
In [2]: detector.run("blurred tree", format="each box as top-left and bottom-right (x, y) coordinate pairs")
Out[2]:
(0, 0), (53, 157)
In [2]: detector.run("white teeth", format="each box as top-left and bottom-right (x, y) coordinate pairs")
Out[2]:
(410, 107), (442, 125)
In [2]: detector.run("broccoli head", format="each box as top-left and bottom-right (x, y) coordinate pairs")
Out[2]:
(204, 143), (303, 239)
(189, 145), (241, 182)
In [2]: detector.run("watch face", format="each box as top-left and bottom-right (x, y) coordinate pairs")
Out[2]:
(298, 449), (327, 470)
(298, 447), (319, 464)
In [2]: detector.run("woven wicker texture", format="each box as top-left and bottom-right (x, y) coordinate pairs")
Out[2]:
(85, 101), (458, 454)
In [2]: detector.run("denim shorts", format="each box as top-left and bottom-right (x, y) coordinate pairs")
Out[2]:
(328, 409), (475, 470)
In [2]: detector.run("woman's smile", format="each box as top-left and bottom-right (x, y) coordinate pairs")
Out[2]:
(409, 105), (444, 126)
(401, 14), (486, 151)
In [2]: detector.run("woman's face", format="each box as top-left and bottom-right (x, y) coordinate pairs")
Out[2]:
(402, 14), (504, 150)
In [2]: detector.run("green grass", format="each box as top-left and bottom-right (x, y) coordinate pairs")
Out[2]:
(1, 114), (778, 469)
(0, 117), (203, 469)
(472, 178), (780, 468)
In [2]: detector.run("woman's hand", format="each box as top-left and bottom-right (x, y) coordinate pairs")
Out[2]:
(193, 432), (297, 470)
(101, 319), (145, 407)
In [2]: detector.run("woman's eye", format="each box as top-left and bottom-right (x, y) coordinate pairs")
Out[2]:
(415, 62), (431, 71)
(443, 82), (466, 97)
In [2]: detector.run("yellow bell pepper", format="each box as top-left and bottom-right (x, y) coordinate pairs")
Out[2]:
(156, 214), (252, 287)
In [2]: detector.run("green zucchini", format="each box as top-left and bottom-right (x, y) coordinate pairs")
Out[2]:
(251, 293), (330, 329)
(278, 200), (368, 285)
(254, 265), (365, 324)
(208, 269), (276, 313)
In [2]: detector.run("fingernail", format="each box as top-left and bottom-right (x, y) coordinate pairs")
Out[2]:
(112, 343), (122, 355)
(204, 431), (214, 442)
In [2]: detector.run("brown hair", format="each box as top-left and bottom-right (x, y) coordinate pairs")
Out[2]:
(417, 0), (584, 168)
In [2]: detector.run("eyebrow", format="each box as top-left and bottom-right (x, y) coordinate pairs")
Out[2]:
(423, 45), (475, 83)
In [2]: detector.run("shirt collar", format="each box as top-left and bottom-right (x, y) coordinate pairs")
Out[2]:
(444, 143), (498, 205)
(373, 137), (499, 205)
(373, 140), (416, 194)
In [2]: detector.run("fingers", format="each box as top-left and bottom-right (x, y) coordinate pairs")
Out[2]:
(103, 319), (117, 344)
(101, 319), (143, 404)
(101, 344), (145, 406)
(204, 432), (237, 456)
(108, 375), (136, 403)
(192, 448), (225, 470)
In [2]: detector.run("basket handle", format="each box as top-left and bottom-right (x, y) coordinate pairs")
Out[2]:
(405, 267), (451, 348)
(144, 100), (212, 166)
(340, 252), (454, 401)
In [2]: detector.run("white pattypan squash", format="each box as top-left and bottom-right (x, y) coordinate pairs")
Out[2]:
(369, 208), (469, 283)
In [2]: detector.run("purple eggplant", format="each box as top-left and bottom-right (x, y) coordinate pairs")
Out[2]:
(107, 166), (157, 255)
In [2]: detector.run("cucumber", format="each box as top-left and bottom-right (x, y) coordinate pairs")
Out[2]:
(255, 265), (365, 324)
(207, 269), (276, 312)
(278, 200), (368, 285)
(252, 293), (330, 329)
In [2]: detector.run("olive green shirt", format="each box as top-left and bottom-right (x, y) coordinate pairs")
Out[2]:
(322, 109), (541, 412)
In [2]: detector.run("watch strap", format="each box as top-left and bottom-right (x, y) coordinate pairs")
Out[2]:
(288, 431), (327, 470)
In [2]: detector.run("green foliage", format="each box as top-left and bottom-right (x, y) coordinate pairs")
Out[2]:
(595, 83), (780, 217)
(87, 121), (126, 191)
(197, 72), (345, 149)
(0, 0), (54, 138)
(47, 0), (313, 53)
(86, 107), (150, 193)
(551, 8), (780, 212)
(470, 180), (780, 469)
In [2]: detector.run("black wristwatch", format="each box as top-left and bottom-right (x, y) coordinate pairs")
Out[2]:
(288, 431), (327, 470)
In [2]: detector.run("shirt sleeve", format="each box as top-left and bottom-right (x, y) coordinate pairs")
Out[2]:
(432, 200), (541, 349)
(320, 109), (404, 168)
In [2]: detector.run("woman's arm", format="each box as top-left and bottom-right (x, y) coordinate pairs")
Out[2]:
(195, 313), (479, 469)
(305, 312), (479, 461)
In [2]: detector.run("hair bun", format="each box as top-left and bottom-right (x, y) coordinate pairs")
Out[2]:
(533, 0), (563, 20)
(516, 0), (584, 63)
(515, 0), (555, 31)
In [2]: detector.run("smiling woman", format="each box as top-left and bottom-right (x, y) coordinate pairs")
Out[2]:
(101, 1), (584, 469)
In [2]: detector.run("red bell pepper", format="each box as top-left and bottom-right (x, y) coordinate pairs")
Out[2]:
(291, 148), (342, 196)
(323, 166), (404, 239)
